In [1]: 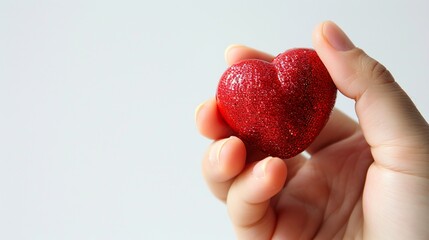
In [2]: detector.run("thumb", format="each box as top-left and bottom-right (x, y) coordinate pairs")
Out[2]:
(312, 21), (429, 177)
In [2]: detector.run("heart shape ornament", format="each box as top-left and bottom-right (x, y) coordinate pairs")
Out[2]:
(216, 48), (337, 159)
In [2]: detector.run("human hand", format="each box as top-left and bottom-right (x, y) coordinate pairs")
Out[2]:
(195, 21), (429, 239)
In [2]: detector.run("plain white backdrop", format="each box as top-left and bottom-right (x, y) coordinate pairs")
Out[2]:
(0, 0), (428, 239)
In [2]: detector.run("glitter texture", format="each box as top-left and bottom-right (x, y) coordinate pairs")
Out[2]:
(216, 48), (337, 159)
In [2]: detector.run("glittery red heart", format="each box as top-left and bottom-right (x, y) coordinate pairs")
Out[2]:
(216, 48), (337, 159)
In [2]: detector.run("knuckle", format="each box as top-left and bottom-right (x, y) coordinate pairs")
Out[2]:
(356, 48), (394, 84)
(368, 60), (393, 84)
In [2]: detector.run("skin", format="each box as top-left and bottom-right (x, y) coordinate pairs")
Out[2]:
(195, 21), (429, 240)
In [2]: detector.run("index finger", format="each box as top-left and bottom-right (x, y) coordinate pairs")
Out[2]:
(225, 44), (275, 66)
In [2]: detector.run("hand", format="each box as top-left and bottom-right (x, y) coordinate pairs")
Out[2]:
(195, 21), (429, 239)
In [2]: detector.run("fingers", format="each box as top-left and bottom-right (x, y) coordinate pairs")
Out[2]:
(202, 136), (246, 202)
(313, 21), (429, 176)
(202, 137), (288, 238)
(227, 157), (287, 239)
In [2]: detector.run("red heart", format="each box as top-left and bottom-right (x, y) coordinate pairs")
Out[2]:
(216, 48), (337, 159)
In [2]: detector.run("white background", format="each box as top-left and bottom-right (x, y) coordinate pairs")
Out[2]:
(0, 0), (428, 239)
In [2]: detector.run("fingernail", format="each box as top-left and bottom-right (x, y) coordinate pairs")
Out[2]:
(209, 137), (230, 167)
(323, 21), (355, 51)
(224, 44), (241, 63)
(253, 157), (271, 179)
(194, 101), (206, 123)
